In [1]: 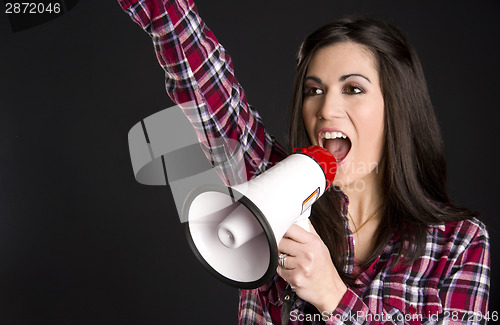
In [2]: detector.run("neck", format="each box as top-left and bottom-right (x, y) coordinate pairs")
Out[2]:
(341, 169), (383, 227)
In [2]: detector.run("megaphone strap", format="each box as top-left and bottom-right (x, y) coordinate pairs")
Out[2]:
(280, 283), (297, 325)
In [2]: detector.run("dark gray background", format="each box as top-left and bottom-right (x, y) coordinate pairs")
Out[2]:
(1, 0), (498, 323)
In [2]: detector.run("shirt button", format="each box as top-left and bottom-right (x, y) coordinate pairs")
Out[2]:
(409, 305), (417, 314)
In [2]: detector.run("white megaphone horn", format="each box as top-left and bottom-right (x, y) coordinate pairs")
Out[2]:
(183, 146), (337, 289)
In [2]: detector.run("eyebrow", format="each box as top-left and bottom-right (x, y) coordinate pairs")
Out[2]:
(339, 74), (371, 83)
(304, 76), (323, 84)
(304, 74), (371, 84)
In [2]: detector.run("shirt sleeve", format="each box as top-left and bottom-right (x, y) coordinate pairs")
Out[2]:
(117, 0), (286, 182)
(239, 288), (275, 324)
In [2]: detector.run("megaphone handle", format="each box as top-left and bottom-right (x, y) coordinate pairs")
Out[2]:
(295, 207), (311, 232)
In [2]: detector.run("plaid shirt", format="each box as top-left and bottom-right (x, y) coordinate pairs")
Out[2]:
(117, 1), (491, 324)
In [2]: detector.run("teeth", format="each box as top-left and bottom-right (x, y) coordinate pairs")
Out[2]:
(320, 131), (347, 140)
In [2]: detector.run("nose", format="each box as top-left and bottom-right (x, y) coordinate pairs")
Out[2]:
(316, 93), (345, 120)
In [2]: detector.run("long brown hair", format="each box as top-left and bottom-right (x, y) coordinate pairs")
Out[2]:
(288, 17), (477, 284)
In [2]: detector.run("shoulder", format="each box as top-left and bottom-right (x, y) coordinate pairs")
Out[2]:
(430, 217), (488, 242)
(427, 217), (489, 260)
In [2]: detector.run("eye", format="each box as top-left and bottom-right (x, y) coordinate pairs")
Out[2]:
(304, 87), (324, 96)
(342, 84), (364, 95)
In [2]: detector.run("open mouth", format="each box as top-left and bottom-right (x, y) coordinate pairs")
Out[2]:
(319, 131), (352, 163)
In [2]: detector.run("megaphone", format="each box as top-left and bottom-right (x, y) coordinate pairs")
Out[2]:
(183, 146), (336, 289)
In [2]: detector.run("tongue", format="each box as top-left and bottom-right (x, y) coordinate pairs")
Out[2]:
(324, 138), (351, 162)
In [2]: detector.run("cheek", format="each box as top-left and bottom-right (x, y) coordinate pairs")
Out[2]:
(373, 101), (385, 139)
(301, 105), (316, 140)
(362, 96), (384, 129)
(361, 102), (385, 152)
(301, 104), (312, 125)
(354, 98), (384, 141)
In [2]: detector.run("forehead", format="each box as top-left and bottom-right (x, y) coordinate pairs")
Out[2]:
(306, 42), (379, 81)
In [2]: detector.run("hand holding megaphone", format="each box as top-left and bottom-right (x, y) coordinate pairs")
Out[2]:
(184, 146), (337, 288)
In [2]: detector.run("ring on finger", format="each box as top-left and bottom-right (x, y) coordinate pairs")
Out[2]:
(278, 253), (288, 269)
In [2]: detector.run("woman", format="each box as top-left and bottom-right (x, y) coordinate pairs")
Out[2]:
(117, 0), (490, 323)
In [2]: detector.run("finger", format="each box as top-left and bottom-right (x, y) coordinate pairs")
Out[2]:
(278, 237), (303, 257)
(283, 224), (314, 243)
(277, 254), (296, 270)
(276, 263), (299, 288)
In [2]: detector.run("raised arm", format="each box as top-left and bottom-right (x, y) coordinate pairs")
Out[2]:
(117, 0), (286, 180)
